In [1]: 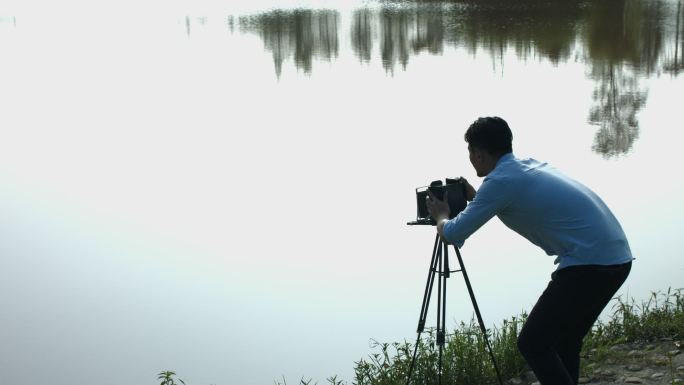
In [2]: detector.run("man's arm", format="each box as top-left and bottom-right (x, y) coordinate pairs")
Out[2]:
(431, 178), (513, 247)
(426, 178), (477, 243)
(436, 217), (450, 242)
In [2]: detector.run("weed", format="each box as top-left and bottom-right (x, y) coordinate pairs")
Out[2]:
(158, 371), (186, 385)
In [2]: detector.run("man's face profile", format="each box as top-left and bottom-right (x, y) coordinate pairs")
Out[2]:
(468, 144), (486, 177)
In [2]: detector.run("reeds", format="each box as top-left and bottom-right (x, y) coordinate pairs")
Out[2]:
(352, 315), (528, 385)
(350, 287), (683, 385)
(584, 288), (684, 349)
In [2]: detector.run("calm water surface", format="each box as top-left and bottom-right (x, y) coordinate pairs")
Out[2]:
(0, 0), (683, 384)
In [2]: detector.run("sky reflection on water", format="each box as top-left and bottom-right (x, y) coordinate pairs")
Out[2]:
(0, 1), (682, 385)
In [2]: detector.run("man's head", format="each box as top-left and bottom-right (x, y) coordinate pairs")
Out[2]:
(464, 117), (513, 177)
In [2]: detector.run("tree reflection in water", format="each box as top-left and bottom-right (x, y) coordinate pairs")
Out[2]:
(228, 0), (683, 156)
(379, 9), (411, 71)
(351, 9), (373, 63)
(588, 64), (647, 158)
(351, 6), (446, 72)
(583, 0), (670, 157)
(664, 0), (684, 75)
(239, 10), (339, 77)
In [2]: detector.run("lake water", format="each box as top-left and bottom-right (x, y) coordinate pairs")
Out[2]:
(1, 0), (683, 384)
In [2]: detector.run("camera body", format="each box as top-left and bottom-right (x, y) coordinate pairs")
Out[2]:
(411, 178), (468, 225)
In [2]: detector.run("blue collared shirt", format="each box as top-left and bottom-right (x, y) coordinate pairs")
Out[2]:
(443, 153), (633, 270)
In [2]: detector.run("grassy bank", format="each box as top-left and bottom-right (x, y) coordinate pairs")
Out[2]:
(159, 288), (683, 385)
(346, 288), (683, 385)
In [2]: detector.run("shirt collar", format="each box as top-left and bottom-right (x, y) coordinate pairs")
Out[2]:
(495, 152), (515, 167)
(484, 153), (514, 181)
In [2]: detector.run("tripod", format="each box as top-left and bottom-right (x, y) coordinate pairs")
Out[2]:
(404, 233), (504, 385)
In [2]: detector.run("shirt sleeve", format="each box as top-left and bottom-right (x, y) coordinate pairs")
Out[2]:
(443, 178), (513, 248)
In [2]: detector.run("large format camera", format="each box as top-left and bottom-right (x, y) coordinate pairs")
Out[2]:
(409, 178), (468, 225)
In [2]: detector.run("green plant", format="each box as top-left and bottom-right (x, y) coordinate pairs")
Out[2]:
(158, 371), (186, 385)
(352, 288), (684, 385)
(583, 288), (684, 351)
(352, 315), (528, 385)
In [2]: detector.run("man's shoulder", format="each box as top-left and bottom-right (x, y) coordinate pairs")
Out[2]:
(512, 155), (547, 169)
(488, 154), (545, 179)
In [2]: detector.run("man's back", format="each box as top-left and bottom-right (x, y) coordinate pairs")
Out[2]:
(444, 153), (633, 269)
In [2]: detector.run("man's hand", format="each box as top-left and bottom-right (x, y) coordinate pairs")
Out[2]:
(427, 190), (451, 243)
(426, 190), (450, 223)
(461, 177), (477, 201)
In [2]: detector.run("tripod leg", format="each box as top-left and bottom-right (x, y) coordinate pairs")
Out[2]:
(452, 245), (505, 385)
(418, 235), (441, 333)
(405, 234), (441, 385)
(436, 241), (443, 385)
(439, 241), (448, 346)
(437, 241), (448, 385)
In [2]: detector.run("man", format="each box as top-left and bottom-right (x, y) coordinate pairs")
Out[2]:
(426, 116), (633, 385)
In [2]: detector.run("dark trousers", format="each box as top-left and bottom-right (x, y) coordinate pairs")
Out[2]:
(517, 261), (631, 385)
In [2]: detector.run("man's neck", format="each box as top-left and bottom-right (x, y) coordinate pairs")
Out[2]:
(482, 152), (512, 176)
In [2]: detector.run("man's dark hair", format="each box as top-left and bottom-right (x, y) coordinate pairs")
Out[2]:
(464, 116), (513, 157)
